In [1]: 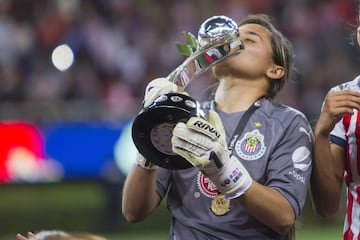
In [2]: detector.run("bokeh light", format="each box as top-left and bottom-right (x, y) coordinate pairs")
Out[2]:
(114, 120), (137, 175)
(51, 44), (74, 71)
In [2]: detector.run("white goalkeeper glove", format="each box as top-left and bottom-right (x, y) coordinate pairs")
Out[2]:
(143, 77), (178, 108)
(171, 110), (253, 199)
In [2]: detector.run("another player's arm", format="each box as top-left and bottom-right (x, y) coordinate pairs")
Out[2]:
(122, 162), (160, 223)
(310, 89), (360, 217)
(311, 136), (345, 217)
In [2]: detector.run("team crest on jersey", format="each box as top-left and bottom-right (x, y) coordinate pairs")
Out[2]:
(196, 171), (218, 198)
(235, 129), (266, 160)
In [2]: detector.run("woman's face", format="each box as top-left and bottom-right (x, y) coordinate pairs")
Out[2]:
(213, 23), (274, 80)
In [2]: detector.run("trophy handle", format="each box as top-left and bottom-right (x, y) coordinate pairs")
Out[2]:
(167, 15), (244, 87)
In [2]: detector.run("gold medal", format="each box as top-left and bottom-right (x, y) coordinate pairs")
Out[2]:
(210, 193), (230, 216)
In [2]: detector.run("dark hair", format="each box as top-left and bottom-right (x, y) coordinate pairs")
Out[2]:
(238, 14), (295, 99)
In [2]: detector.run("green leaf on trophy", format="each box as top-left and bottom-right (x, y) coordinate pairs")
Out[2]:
(176, 43), (193, 56)
(183, 32), (198, 50)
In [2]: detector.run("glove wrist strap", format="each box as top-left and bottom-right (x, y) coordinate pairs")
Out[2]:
(207, 156), (252, 198)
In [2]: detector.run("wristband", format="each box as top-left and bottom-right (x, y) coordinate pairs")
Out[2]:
(136, 154), (158, 171)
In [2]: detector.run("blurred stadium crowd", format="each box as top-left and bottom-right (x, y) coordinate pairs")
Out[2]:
(0, 0), (358, 125)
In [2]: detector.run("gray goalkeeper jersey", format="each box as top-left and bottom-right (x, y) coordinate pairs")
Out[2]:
(156, 99), (313, 240)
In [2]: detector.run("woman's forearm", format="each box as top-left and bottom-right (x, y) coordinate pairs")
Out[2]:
(122, 166), (160, 223)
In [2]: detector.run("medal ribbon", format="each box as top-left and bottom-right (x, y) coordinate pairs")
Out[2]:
(227, 97), (265, 154)
(209, 96), (265, 154)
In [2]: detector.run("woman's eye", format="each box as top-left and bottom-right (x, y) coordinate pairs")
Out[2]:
(244, 38), (255, 43)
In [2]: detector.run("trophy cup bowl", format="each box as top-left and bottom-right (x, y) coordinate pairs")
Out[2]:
(132, 15), (244, 170)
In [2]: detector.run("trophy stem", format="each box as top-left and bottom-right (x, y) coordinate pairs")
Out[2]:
(167, 36), (243, 87)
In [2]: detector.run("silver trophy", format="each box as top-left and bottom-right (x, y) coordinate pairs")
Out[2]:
(132, 15), (244, 169)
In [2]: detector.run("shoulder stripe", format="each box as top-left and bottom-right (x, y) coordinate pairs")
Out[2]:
(329, 135), (346, 148)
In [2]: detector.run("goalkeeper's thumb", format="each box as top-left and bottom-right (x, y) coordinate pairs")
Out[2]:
(207, 110), (226, 138)
(207, 110), (227, 149)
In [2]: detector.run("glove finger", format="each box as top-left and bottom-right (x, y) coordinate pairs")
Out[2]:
(171, 136), (205, 157)
(145, 78), (177, 93)
(144, 78), (178, 107)
(208, 110), (226, 136)
(144, 85), (175, 107)
(173, 122), (214, 150)
(186, 117), (220, 141)
(179, 91), (189, 96)
(171, 142), (210, 169)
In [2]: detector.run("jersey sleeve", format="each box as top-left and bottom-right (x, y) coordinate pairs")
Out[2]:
(266, 114), (313, 217)
(156, 167), (172, 201)
(330, 119), (347, 148)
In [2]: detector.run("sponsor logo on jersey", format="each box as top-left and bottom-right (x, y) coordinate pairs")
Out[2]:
(292, 146), (311, 171)
(197, 171), (218, 198)
(235, 129), (266, 160)
(288, 146), (311, 184)
(288, 170), (305, 184)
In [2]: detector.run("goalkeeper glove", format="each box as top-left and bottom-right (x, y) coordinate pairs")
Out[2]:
(143, 78), (178, 108)
(171, 110), (253, 199)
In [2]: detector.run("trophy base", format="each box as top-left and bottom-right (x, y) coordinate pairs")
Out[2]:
(132, 93), (203, 170)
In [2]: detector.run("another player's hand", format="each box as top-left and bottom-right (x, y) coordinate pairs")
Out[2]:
(171, 110), (252, 198)
(143, 78), (178, 108)
(316, 90), (360, 136)
(16, 232), (35, 240)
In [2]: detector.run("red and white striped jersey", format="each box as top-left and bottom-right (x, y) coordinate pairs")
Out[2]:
(330, 75), (360, 240)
